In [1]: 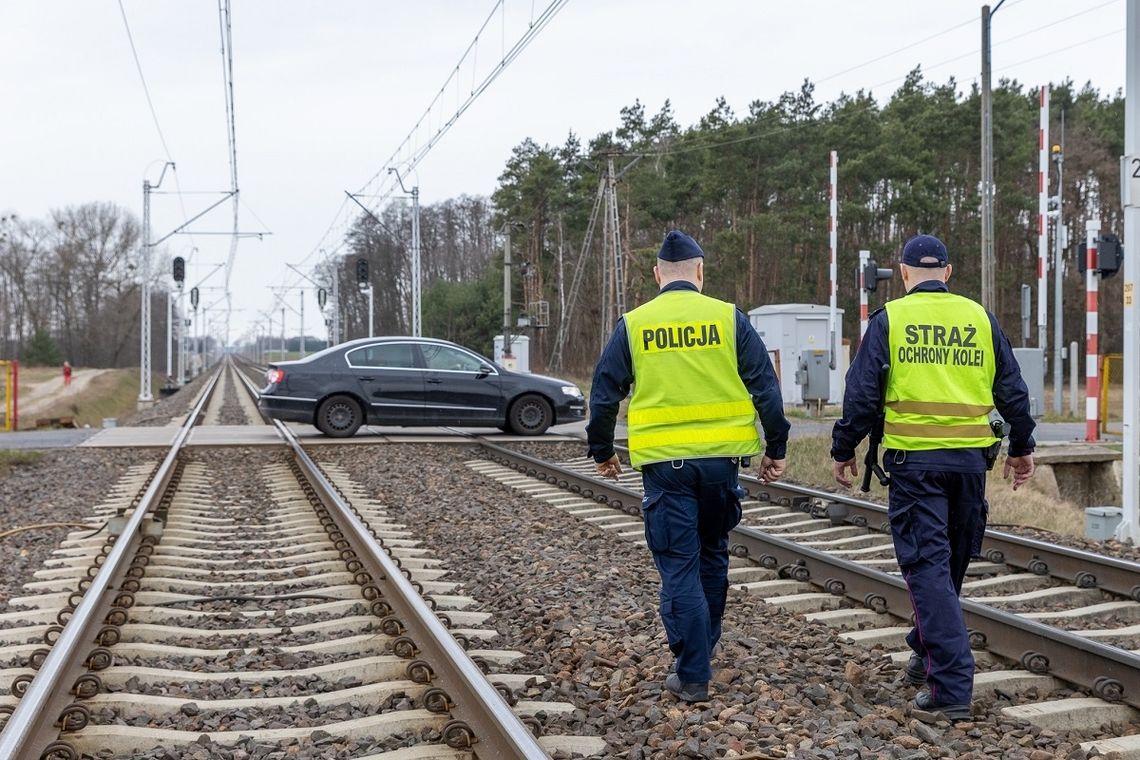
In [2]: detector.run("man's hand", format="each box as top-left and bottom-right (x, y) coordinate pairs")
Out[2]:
(758, 456), (785, 483)
(833, 457), (858, 488)
(1003, 454), (1035, 491)
(595, 455), (623, 481)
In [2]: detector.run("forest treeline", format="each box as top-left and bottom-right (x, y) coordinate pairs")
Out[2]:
(3, 71), (1125, 377)
(339, 70), (1126, 376)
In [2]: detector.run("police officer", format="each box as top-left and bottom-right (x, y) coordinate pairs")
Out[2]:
(587, 230), (790, 702)
(831, 234), (1036, 720)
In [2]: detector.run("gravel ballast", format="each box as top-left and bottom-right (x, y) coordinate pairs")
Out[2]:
(323, 442), (1130, 760)
(0, 449), (160, 614)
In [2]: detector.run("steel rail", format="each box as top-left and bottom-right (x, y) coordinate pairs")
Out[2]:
(592, 438), (1140, 607)
(476, 440), (1140, 709)
(0, 365), (225, 759)
(275, 421), (549, 758)
(740, 471), (1140, 604)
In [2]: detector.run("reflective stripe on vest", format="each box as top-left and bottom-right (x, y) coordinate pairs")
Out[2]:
(883, 291), (996, 451)
(625, 290), (761, 468)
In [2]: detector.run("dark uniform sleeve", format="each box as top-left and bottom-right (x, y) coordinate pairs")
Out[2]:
(585, 319), (634, 463)
(735, 310), (790, 460)
(987, 312), (1037, 457)
(831, 309), (890, 462)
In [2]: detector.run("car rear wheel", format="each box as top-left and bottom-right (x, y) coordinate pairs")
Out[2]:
(316, 395), (363, 438)
(507, 394), (552, 436)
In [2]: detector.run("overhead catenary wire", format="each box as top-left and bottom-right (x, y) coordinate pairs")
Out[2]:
(217, 0), (240, 342)
(116, 0), (197, 255)
(302, 0), (571, 275)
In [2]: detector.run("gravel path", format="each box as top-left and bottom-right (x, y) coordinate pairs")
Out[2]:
(119, 370), (213, 427)
(323, 443), (1124, 760)
(0, 449), (159, 614)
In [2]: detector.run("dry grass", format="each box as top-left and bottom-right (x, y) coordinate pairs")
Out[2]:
(0, 450), (42, 477)
(12, 367), (59, 384)
(25, 369), (142, 429)
(785, 435), (1085, 538)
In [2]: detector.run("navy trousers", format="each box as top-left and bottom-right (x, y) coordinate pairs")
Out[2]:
(640, 458), (745, 683)
(888, 469), (988, 705)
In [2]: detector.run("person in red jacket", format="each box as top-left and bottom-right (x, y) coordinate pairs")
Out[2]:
(62, 361), (72, 388)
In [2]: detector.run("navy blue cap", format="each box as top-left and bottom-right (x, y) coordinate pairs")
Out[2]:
(657, 230), (704, 262)
(901, 234), (949, 268)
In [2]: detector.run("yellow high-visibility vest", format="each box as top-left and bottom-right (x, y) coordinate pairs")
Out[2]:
(625, 289), (761, 468)
(883, 290), (996, 450)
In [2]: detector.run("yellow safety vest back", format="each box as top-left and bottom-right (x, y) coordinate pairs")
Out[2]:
(883, 290), (996, 450)
(625, 289), (761, 468)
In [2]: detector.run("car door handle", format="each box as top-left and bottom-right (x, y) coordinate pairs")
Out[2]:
(359, 376), (375, 382)
(427, 378), (442, 385)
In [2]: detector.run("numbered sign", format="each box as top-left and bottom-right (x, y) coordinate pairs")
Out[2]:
(1124, 155), (1140, 207)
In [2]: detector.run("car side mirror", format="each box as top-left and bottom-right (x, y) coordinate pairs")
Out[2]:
(476, 364), (493, 378)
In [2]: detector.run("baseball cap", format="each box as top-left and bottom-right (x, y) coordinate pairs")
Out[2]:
(901, 234), (949, 267)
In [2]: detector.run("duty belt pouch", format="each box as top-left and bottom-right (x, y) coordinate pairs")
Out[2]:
(984, 419), (1010, 471)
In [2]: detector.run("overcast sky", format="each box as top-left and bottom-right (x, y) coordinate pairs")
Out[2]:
(0, 0), (1129, 345)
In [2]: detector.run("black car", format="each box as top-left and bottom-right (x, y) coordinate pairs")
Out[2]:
(258, 337), (586, 437)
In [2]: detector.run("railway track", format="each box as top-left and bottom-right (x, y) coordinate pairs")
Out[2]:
(468, 440), (1140, 756)
(0, 360), (601, 759)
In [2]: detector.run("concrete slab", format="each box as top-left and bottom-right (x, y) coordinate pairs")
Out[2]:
(961, 573), (1054, 594)
(1021, 600), (1140, 623)
(887, 649), (999, 668)
(839, 627), (912, 649)
(734, 580), (814, 595)
(966, 586), (1102, 607)
(727, 566), (779, 584)
(973, 670), (1060, 696)
(1081, 734), (1140, 759)
(80, 426), (178, 447)
(762, 592), (843, 613)
(1002, 697), (1139, 731)
(803, 608), (887, 630)
(0, 428), (98, 449)
(188, 425), (283, 446)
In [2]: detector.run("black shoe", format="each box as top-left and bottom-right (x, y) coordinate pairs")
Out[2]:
(664, 673), (709, 702)
(903, 652), (926, 686)
(913, 690), (971, 721)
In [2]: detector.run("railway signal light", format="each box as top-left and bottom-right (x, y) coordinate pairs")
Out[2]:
(1097, 233), (1123, 278)
(355, 258), (369, 289)
(861, 259), (892, 292)
(190, 286), (199, 309)
(173, 256), (185, 284)
(1078, 234), (1125, 278)
(317, 288), (327, 309)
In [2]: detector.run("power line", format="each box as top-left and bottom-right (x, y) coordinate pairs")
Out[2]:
(116, 0), (197, 253)
(633, 2), (1122, 160)
(217, 0), (240, 341)
(117, 0), (171, 159)
(997, 27), (1125, 74)
(304, 0), (571, 271)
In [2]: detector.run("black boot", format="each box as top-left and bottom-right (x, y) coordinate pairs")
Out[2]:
(664, 673), (709, 702)
(913, 690), (971, 721)
(904, 652), (926, 686)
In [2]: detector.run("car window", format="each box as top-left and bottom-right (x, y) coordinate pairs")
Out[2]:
(421, 344), (484, 372)
(347, 343), (418, 369)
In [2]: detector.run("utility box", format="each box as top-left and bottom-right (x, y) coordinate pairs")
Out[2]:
(1085, 507), (1122, 541)
(1012, 347), (1045, 419)
(796, 349), (831, 403)
(748, 304), (846, 404)
(492, 334), (530, 373)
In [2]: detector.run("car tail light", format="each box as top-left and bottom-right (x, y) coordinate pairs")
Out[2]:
(265, 368), (285, 385)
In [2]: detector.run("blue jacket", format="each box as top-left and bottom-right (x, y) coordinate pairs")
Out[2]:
(586, 281), (791, 463)
(831, 280), (1036, 473)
